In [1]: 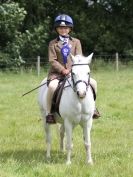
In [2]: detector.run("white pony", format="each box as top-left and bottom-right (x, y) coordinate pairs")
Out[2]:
(38, 53), (95, 165)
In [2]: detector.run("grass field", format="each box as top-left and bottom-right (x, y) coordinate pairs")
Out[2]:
(0, 67), (133, 177)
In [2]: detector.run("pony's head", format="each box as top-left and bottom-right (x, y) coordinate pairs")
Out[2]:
(70, 53), (93, 98)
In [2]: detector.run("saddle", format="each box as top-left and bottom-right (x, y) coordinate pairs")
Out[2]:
(51, 78), (66, 116)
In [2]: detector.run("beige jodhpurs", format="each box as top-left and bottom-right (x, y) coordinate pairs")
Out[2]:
(46, 79), (59, 115)
(90, 78), (97, 94)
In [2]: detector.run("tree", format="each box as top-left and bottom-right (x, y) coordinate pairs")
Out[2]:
(0, 0), (133, 69)
(0, 2), (26, 68)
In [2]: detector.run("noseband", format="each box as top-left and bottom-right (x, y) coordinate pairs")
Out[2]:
(74, 80), (89, 87)
(71, 64), (90, 92)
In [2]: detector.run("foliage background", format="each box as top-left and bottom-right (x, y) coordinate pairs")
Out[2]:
(0, 0), (133, 68)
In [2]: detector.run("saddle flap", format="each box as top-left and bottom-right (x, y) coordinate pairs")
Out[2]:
(51, 78), (66, 115)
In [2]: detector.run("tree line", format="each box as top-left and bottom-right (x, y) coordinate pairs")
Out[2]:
(0, 0), (133, 68)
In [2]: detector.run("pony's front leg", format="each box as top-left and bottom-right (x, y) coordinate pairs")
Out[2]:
(45, 123), (52, 158)
(82, 119), (93, 164)
(64, 119), (73, 165)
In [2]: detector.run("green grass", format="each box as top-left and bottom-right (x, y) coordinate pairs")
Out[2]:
(0, 67), (133, 177)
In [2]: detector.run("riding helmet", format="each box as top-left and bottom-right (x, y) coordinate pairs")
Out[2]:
(54, 14), (73, 28)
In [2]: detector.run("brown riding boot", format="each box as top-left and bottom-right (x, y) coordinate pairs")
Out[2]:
(46, 114), (56, 124)
(93, 108), (101, 119)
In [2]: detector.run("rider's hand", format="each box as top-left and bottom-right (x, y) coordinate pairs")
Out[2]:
(61, 69), (70, 75)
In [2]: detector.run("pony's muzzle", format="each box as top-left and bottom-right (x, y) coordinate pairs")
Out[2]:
(77, 91), (86, 98)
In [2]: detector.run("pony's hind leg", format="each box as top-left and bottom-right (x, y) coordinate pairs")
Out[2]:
(45, 123), (52, 158)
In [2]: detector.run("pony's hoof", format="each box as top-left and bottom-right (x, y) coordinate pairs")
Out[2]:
(46, 154), (51, 159)
(66, 161), (71, 165)
(60, 148), (65, 153)
(87, 160), (93, 165)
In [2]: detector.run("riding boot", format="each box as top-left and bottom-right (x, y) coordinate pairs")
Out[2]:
(93, 108), (101, 119)
(46, 114), (56, 124)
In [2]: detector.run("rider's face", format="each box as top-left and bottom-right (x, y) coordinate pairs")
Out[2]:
(56, 26), (71, 36)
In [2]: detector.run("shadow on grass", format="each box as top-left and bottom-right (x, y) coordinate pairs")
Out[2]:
(0, 149), (68, 165)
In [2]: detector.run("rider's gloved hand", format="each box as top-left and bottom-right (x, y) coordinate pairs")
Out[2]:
(61, 69), (70, 75)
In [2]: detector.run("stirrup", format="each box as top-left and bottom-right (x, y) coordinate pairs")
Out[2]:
(46, 114), (56, 124)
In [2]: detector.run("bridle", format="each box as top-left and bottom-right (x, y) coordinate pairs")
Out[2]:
(70, 63), (90, 92)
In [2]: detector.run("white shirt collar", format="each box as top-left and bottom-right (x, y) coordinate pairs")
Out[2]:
(59, 35), (69, 44)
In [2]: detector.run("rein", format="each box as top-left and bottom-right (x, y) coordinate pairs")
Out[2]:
(65, 76), (76, 92)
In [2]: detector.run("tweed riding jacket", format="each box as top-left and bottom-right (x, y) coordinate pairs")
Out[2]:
(47, 36), (82, 80)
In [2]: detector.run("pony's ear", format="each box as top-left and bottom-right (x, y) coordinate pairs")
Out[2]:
(87, 53), (94, 64)
(70, 53), (75, 62)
